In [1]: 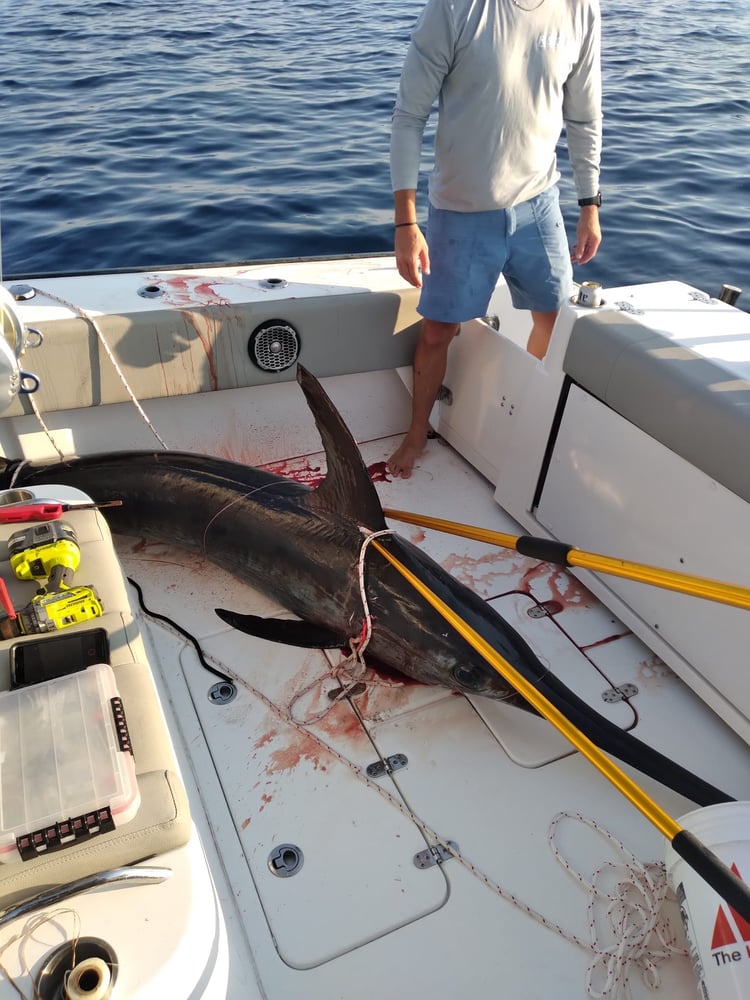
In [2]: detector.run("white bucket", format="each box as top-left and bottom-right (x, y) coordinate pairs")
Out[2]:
(665, 801), (750, 999)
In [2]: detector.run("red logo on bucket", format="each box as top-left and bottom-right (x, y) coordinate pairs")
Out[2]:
(711, 864), (750, 949)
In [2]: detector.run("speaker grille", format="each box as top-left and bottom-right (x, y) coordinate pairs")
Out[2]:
(248, 320), (300, 372)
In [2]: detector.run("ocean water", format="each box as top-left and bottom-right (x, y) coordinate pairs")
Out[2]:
(2, 0), (749, 301)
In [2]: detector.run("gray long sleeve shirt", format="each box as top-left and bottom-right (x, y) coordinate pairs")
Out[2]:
(390, 0), (602, 211)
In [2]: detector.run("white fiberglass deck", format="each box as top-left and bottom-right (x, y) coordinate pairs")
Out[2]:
(3, 261), (750, 997)
(109, 371), (750, 999)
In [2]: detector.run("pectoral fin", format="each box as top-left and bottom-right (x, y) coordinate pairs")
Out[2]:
(215, 608), (347, 649)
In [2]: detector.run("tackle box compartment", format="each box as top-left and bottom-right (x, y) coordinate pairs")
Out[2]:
(0, 662), (139, 861)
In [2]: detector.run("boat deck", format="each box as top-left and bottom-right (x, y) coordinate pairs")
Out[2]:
(107, 372), (750, 998)
(2, 262), (749, 996)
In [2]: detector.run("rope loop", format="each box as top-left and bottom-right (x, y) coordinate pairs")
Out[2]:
(549, 811), (687, 997)
(287, 527), (401, 724)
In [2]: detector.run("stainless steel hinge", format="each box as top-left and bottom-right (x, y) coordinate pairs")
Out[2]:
(615, 300), (645, 316)
(414, 841), (458, 869)
(602, 683), (638, 704)
(527, 600), (563, 619)
(365, 753), (408, 779)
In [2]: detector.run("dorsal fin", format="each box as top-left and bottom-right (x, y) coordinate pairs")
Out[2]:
(296, 365), (386, 530)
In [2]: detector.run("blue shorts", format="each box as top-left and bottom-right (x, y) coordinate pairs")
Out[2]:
(418, 186), (573, 321)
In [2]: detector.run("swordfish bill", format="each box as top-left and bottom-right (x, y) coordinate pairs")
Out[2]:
(0, 365), (732, 807)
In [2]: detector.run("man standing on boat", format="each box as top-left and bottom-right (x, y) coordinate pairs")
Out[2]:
(388, 0), (602, 478)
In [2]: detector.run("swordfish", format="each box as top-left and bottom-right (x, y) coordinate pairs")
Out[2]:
(0, 365), (731, 807)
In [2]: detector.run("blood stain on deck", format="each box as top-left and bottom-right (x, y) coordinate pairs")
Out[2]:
(145, 273), (234, 308)
(265, 457), (325, 487)
(636, 654), (674, 687)
(520, 562), (596, 610)
(266, 734), (330, 775)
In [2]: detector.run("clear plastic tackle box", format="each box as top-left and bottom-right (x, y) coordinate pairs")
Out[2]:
(0, 662), (139, 861)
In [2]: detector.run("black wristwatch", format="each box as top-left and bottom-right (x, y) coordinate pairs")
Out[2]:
(578, 192), (602, 207)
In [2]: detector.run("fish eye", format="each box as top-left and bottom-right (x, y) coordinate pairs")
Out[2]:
(451, 664), (482, 689)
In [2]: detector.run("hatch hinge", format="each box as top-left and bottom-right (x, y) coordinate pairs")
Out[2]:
(414, 841), (458, 869)
(527, 600), (563, 619)
(614, 300), (645, 316)
(602, 683), (638, 704)
(366, 753), (408, 779)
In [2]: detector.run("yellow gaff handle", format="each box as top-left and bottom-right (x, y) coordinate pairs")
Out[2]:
(382, 508), (750, 612)
(371, 538), (679, 839)
(370, 537), (750, 923)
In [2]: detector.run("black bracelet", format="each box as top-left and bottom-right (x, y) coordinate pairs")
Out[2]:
(395, 222), (418, 228)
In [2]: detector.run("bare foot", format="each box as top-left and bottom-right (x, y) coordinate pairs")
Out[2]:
(387, 435), (427, 479)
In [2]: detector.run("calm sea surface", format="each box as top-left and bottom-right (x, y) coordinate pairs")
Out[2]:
(3, 0), (749, 300)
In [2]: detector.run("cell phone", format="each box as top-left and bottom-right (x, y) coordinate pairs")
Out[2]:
(10, 628), (110, 688)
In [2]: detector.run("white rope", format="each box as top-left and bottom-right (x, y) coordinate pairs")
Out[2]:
(0, 907), (82, 1000)
(25, 393), (67, 462)
(288, 528), (404, 724)
(7, 460), (28, 489)
(29, 286), (169, 450)
(549, 812), (687, 997)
